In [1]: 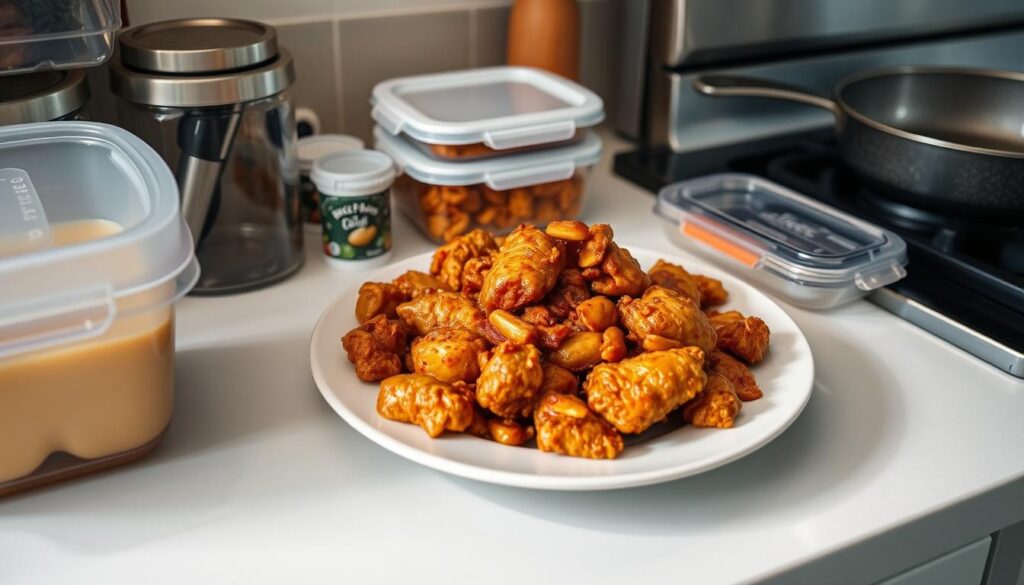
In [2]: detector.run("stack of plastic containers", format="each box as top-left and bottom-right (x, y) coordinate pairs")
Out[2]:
(371, 66), (605, 242)
(0, 1), (200, 495)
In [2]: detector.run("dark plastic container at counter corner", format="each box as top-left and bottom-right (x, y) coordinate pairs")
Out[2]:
(655, 173), (908, 309)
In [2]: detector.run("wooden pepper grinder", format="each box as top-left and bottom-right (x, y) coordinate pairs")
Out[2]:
(507, 0), (580, 81)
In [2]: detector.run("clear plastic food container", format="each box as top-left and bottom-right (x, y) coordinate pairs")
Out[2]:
(371, 66), (604, 161)
(655, 173), (908, 309)
(0, 121), (198, 496)
(0, 0), (121, 75)
(375, 125), (602, 242)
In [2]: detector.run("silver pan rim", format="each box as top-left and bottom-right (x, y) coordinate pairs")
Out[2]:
(835, 65), (1024, 160)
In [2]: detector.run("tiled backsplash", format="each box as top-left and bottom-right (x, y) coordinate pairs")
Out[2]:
(111, 0), (622, 144)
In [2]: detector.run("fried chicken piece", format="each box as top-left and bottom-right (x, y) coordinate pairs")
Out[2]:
(568, 223), (607, 268)
(521, 305), (557, 327)
(487, 418), (535, 446)
(544, 268), (590, 319)
(410, 328), (488, 384)
(461, 252), (496, 294)
(476, 342), (544, 418)
(540, 363), (579, 395)
(430, 228), (499, 290)
(707, 310), (771, 364)
(682, 373), (742, 429)
(584, 347), (707, 434)
(536, 322), (572, 351)
(396, 291), (485, 336)
(706, 349), (762, 401)
(355, 282), (408, 324)
(694, 274), (728, 308)
(479, 225), (565, 313)
(588, 243), (649, 297)
(618, 285), (717, 354)
(393, 270), (451, 298)
(534, 391), (624, 459)
(376, 374), (475, 437)
(341, 315), (407, 382)
(648, 259), (701, 304)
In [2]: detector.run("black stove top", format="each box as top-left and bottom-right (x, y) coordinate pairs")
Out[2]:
(614, 129), (1024, 362)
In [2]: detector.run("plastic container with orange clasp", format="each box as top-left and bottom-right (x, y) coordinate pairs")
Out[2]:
(655, 173), (908, 309)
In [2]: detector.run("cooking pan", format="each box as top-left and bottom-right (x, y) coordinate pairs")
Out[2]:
(694, 66), (1024, 217)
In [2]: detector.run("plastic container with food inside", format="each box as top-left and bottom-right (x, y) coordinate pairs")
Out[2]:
(0, 121), (198, 496)
(0, 0), (121, 75)
(375, 125), (602, 243)
(371, 66), (604, 161)
(655, 173), (908, 309)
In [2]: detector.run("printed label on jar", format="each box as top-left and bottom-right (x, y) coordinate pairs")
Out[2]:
(319, 192), (391, 260)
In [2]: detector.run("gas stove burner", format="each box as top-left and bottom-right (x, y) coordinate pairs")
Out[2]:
(613, 128), (1024, 377)
(856, 190), (951, 232)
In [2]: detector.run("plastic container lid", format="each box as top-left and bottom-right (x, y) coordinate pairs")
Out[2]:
(0, 0), (121, 75)
(374, 126), (602, 190)
(297, 134), (365, 173)
(371, 66), (604, 150)
(655, 173), (907, 300)
(0, 122), (198, 359)
(311, 149), (396, 196)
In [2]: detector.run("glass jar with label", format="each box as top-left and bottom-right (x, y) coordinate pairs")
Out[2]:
(311, 150), (395, 270)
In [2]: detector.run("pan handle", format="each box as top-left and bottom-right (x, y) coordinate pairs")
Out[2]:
(693, 75), (841, 118)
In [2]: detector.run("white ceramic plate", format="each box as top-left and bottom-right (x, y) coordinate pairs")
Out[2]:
(310, 246), (814, 490)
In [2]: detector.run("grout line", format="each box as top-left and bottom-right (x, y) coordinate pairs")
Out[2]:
(332, 18), (345, 135)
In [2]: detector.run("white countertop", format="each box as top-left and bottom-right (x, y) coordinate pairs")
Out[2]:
(3, 132), (1023, 585)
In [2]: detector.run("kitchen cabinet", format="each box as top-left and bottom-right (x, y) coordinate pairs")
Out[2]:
(877, 537), (990, 585)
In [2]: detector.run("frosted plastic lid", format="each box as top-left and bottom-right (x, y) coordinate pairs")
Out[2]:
(0, 122), (198, 359)
(297, 134), (365, 173)
(311, 149), (395, 196)
(374, 126), (602, 191)
(655, 173), (907, 290)
(371, 66), (604, 149)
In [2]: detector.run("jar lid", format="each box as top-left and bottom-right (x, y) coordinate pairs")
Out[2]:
(0, 122), (198, 359)
(0, 70), (90, 124)
(297, 134), (365, 173)
(312, 149), (396, 196)
(655, 173), (908, 291)
(372, 66), (604, 149)
(110, 18), (294, 108)
(119, 18), (278, 74)
(374, 126), (602, 191)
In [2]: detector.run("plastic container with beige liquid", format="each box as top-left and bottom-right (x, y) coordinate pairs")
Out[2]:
(0, 121), (198, 496)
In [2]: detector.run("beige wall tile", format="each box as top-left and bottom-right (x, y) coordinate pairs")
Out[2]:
(276, 21), (340, 133)
(471, 5), (509, 67)
(336, 10), (470, 143)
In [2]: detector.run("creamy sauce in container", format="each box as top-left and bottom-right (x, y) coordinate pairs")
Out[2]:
(0, 220), (176, 485)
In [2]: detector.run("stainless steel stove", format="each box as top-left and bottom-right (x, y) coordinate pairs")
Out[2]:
(615, 131), (1024, 377)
